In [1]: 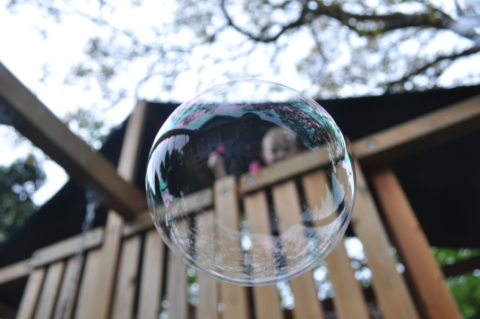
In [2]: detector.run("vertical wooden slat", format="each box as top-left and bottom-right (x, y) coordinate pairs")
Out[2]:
(303, 170), (370, 319)
(88, 100), (148, 319)
(272, 181), (324, 319)
(244, 191), (282, 319)
(138, 230), (165, 319)
(214, 177), (249, 319)
(371, 167), (462, 319)
(196, 212), (219, 319)
(16, 268), (45, 319)
(166, 249), (188, 319)
(350, 160), (419, 319)
(74, 248), (101, 319)
(110, 235), (142, 319)
(33, 261), (65, 319)
(53, 256), (83, 319)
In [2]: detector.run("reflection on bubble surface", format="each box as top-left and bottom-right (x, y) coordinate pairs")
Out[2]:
(146, 80), (355, 285)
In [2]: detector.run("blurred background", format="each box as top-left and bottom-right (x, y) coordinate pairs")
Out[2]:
(0, 0), (479, 317)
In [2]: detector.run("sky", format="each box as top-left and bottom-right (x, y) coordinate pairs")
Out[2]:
(0, 0), (479, 206)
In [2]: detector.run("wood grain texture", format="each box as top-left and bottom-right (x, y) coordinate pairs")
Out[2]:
(138, 230), (165, 319)
(244, 191), (283, 319)
(272, 181), (324, 319)
(74, 248), (101, 319)
(30, 228), (103, 268)
(111, 235), (142, 319)
(0, 62), (145, 218)
(353, 94), (480, 167)
(214, 177), (249, 319)
(33, 261), (65, 319)
(195, 212), (219, 319)
(0, 260), (30, 285)
(88, 100), (148, 319)
(371, 167), (462, 319)
(53, 256), (83, 319)
(16, 268), (45, 319)
(351, 160), (419, 319)
(166, 246), (188, 319)
(302, 171), (369, 319)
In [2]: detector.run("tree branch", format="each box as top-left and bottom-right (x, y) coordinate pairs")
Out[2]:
(385, 46), (480, 91)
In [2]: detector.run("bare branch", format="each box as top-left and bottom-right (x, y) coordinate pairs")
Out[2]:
(385, 46), (480, 91)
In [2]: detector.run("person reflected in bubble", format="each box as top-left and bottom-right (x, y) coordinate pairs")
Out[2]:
(229, 113), (264, 176)
(208, 125), (305, 179)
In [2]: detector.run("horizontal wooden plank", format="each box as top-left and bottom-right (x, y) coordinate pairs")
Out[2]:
(353, 94), (480, 167)
(30, 228), (103, 268)
(0, 260), (30, 285)
(156, 188), (213, 223)
(442, 255), (480, 278)
(239, 145), (332, 193)
(0, 62), (145, 218)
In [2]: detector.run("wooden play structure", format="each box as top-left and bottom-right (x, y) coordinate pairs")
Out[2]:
(0, 61), (480, 319)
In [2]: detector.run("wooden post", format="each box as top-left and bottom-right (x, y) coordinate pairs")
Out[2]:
(87, 100), (148, 319)
(370, 167), (462, 319)
(351, 160), (419, 319)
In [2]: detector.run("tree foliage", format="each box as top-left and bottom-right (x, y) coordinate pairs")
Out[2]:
(5, 0), (480, 107)
(0, 154), (46, 242)
(432, 247), (480, 319)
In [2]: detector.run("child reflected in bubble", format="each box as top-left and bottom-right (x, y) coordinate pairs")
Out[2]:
(208, 126), (303, 179)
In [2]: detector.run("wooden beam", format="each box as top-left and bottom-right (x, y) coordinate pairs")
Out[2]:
(442, 255), (480, 278)
(30, 228), (103, 268)
(0, 260), (30, 286)
(351, 160), (419, 319)
(371, 167), (462, 319)
(87, 100), (148, 319)
(353, 94), (480, 168)
(0, 62), (145, 218)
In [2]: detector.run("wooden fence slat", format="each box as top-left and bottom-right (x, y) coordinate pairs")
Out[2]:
(138, 230), (165, 319)
(111, 235), (142, 319)
(214, 177), (249, 319)
(302, 171), (370, 319)
(244, 191), (283, 319)
(74, 248), (101, 319)
(166, 247), (188, 319)
(371, 167), (462, 319)
(195, 212), (219, 319)
(53, 256), (83, 319)
(350, 160), (419, 319)
(16, 268), (45, 319)
(272, 181), (324, 319)
(33, 261), (65, 319)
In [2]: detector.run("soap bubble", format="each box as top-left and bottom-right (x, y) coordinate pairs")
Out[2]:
(146, 80), (355, 286)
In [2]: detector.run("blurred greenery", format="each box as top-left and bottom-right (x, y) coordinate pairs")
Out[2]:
(0, 154), (46, 242)
(431, 247), (480, 319)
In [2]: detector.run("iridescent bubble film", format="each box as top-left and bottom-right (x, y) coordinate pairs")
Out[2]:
(146, 80), (355, 286)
